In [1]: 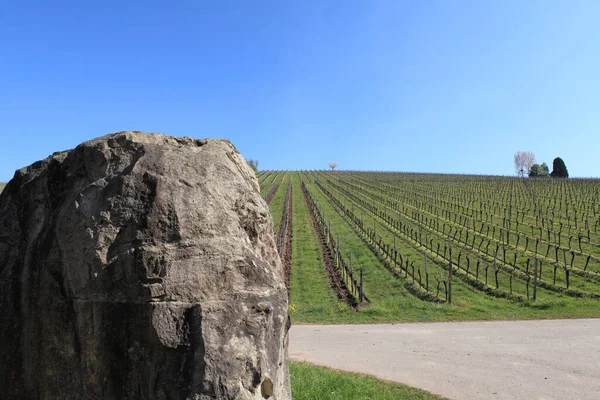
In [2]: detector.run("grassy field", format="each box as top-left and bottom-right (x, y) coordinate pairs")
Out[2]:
(263, 171), (600, 325)
(0, 183), (5, 193)
(290, 362), (446, 400)
(289, 176), (348, 319)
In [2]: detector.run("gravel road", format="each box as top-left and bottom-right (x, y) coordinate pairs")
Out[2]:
(289, 319), (600, 400)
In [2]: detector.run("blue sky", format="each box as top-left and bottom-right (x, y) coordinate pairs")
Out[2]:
(1, 0), (599, 181)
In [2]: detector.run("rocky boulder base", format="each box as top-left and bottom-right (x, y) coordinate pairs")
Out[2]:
(0, 132), (291, 399)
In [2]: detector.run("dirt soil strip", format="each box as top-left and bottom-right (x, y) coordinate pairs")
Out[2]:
(264, 183), (280, 205)
(279, 184), (293, 292)
(289, 319), (600, 400)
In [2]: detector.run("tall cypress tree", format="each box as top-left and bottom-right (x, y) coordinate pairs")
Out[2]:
(550, 157), (569, 178)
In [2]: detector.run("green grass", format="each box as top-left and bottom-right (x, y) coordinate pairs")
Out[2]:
(260, 171), (278, 197)
(259, 172), (600, 325)
(290, 362), (446, 400)
(288, 174), (600, 324)
(289, 177), (348, 322)
(334, 174), (600, 293)
(269, 175), (290, 233)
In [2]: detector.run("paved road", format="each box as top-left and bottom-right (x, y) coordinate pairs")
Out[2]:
(289, 319), (600, 400)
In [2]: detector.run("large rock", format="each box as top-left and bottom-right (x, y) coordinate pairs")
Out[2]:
(0, 132), (291, 399)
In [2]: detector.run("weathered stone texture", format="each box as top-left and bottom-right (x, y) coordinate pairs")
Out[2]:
(0, 131), (290, 399)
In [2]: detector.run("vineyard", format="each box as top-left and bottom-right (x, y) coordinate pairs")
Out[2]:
(259, 171), (600, 323)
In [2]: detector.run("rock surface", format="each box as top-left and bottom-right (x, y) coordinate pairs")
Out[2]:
(0, 131), (291, 399)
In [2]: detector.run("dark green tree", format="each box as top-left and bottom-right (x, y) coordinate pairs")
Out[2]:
(550, 157), (568, 178)
(528, 164), (542, 177)
(529, 163), (550, 177)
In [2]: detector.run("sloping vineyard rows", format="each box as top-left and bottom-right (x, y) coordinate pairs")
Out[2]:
(257, 171), (270, 186)
(312, 172), (599, 301)
(259, 170), (279, 187)
(265, 173), (290, 233)
(332, 173), (598, 297)
(258, 171), (275, 197)
(310, 178), (446, 302)
(342, 172), (600, 290)
(301, 180), (366, 308)
(324, 176), (532, 301)
(350, 172), (600, 228)
(275, 182), (293, 292)
(264, 183), (280, 205)
(346, 173), (600, 243)
(344, 172), (600, 277)
(358, 174), (600, 253)
(258, 170), (600, 317)
(259, 171), (281, 201)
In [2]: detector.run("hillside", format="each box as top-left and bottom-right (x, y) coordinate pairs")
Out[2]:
(260, 170), (600, 324)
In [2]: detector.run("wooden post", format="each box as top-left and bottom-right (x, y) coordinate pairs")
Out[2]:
(493, 247), (499, 289)
(424, 250), (430, 290)
(562, 249), (569, 289)
(448, 248), (453, 304)
(373, 220), (376, 240)
(336, 235), (340, 267)
(350, 252), (353, 285)
(359, 267), (364, 302)
(533, 258), (538, 302)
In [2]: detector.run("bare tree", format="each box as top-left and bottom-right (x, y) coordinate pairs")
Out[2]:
(514, 151), (535, 177)
(328, 162), (338, 171)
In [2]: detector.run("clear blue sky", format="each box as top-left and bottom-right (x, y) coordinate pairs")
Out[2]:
(1, 0), (599, 181)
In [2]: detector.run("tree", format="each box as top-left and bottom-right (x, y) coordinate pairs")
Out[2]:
(247, 159), (259, 174)
(529, 162), (549, 178)
(328, 162), (338, 171)
(550, 157), (569, 178)
(514, 151), (536, 177)
(528, 164), (542, 177)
